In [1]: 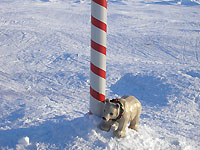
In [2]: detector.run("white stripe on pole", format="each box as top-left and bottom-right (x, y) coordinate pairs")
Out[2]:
(91, 1), (107, 23)
(91, 48), (106, 70)
(91, 25), (107, 47)
(90, 71), (106, 95)
(90, 0), (107, 116)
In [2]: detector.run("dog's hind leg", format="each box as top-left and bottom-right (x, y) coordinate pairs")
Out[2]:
(128, 117), (139, 131)
(128, 108), (141, 131)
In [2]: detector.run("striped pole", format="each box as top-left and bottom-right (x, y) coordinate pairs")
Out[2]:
(90, 0), (107, 116)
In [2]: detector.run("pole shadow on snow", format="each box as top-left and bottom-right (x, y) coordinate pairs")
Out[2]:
(110, 73), (174, 107)
(0, 114), (101, 149)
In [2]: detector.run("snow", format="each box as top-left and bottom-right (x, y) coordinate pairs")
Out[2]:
(0, 0), (199, 149)
(16, 136), (30, 150)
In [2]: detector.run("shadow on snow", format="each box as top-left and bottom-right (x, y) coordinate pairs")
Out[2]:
(186, 70), (200, 78)
(0, 114), (103, 149)
(141, 0), (200, 6)
(110, 73), (174, 107)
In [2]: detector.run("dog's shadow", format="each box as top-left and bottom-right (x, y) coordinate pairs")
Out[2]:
(110, 73), (175, 107)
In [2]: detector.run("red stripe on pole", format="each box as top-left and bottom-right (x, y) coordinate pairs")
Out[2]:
(92, 0), (107, 8)
(91, 62), (106, 79)
(91, 16), (107, 32)
(91, 40), (106, 55)
(90, 86), (105, 102)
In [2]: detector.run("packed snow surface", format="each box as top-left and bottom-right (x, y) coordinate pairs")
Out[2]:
(0, 0), (200, 149)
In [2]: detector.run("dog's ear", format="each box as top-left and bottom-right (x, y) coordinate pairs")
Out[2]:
(105, 99), (110, 104)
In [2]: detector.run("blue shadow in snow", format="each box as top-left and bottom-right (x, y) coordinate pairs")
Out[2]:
(40, 0), (50, 2)
(110, 73), (174, 107)
(108, 0), (127, 5)
(141, 0), (199, 6)
(186, 71), (200, 78)
(0, 114), (103, 149)
(0, 104), (25, 125)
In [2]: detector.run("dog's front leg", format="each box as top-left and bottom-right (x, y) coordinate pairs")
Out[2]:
(114, 118), (127, 138)
(99, 120), (114, 132)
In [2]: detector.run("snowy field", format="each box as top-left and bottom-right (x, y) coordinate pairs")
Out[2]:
(0, 0), (200, 149)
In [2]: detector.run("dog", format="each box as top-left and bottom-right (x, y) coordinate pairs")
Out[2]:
(99, 95), (142, 138)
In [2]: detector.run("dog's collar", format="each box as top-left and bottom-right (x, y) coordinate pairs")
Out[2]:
(110, 99), (124, 122)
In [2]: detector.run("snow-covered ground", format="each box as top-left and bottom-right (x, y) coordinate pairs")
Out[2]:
(0, 0), (199, 149)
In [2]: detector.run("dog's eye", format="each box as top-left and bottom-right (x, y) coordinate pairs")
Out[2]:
(110, 113), (113, 116)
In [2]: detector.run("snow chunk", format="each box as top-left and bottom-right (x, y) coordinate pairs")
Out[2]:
(16, 137), (30, 150)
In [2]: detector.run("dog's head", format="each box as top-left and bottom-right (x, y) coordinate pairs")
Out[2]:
(102, 99), (120, 122)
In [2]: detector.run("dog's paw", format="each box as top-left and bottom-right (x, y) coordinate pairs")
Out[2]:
(114, 130), (125, 138)
(99, 121), (111, 132)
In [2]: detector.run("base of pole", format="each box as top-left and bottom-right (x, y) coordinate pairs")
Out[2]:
(90, 96), (105, 117)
